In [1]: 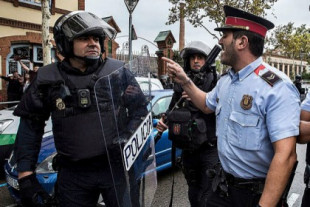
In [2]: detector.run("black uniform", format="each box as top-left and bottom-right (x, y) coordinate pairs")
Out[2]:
(167, 69), (219, 207)
(13, 57), (148, 206)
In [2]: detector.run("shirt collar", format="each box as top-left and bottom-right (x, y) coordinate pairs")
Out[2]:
(238, 57), (263, 81)
(228, 57), (263, 81)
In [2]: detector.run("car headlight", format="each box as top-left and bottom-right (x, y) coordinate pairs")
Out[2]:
(36, 153), (57, 174)
(0, 119), (13, 133)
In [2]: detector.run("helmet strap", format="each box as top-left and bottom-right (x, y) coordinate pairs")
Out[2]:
(73, 54), (101, 66)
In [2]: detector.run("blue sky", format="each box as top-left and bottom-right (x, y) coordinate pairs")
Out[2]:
(85, 0), (310, 54)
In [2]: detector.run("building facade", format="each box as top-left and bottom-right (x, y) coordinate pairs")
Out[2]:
(263, 54), (309, 79)
(0, 0), (120, 103)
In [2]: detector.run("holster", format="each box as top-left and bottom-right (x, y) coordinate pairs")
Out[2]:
(208, 163), (229, 197)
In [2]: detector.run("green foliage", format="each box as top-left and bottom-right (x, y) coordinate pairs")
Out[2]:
(268, 23), (310, 64)
(302, 70), (310, 80)
(167, 0), (279, 39)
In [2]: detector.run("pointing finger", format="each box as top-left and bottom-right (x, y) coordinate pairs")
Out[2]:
(161, 57), (175, 64)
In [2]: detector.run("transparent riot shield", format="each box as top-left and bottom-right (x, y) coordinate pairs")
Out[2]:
(94, 57), (157, 207)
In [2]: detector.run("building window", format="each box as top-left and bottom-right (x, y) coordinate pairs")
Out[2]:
(279, 63), (283, 72)
(33, 45), (43, 63)
(19, 0), (51, 7)
(6, 44), (55, 75)
(284, 65), (288, 75)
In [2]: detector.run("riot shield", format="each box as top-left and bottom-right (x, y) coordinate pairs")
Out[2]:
(94, 57), (157, 207)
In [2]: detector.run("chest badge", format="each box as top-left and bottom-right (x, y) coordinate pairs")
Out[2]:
(172, 124), (181, 135)
(56, 98), (66, 110)
(240, 95), (253, 110)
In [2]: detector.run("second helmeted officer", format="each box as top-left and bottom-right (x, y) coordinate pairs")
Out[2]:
(157, 41), (219, 206)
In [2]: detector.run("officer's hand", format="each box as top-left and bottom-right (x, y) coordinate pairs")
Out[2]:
(182, 91), (191, 101)
(156, 117), (168, 132)
(18, 173), (53, 207)
(162, 57), (188, 84)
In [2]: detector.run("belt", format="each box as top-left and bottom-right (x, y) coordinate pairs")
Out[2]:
(201, 140), (217, 149)
(224, 172), (265, 193)
(207, 140), (217, 147)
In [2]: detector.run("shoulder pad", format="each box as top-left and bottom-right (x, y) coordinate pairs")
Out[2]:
(254, 65), (281, 87)
(36, 63), (63, 85)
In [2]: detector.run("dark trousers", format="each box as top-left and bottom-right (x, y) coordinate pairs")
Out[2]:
(182, 144), (219, 207)
(301, 187), (310, 207)
(56, 158), (126, 207)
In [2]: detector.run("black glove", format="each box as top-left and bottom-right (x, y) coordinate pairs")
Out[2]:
(18, 173), (53, 207)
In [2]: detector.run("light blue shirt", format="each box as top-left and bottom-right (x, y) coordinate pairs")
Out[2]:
(206, 57), (300, 179)
(302, 92), (310, 112)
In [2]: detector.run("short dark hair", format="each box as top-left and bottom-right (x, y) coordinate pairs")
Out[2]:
(232, 30), (265, 57)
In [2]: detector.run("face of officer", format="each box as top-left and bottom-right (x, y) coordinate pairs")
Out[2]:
(189, 54), (206, 71)
(219, 31), (238, 68)
(70, 35), (101, 71)
(73, 35), (101, 58)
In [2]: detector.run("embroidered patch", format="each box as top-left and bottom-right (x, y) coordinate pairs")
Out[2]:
(173, 124), (181, 135)
(56, 98), (65, 110)
(261, 70), (281, 86)
(240, 95), (253, 110)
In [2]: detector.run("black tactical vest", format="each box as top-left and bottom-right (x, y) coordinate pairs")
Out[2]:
(36, 58), (125, 161)
(168, 71), (217, 150)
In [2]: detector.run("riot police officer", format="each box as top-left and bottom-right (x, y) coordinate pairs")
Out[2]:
(157, 41), (219, 207)
(13, 11), (147, 207)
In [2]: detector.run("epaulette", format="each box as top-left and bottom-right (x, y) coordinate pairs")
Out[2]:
(254, 64), (281, 87)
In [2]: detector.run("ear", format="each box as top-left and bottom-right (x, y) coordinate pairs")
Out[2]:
(237, 35), (248, 50)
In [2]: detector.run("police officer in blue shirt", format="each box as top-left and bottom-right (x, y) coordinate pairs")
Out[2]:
(163, 5), (299, 207)
(298, 92), (310, 207)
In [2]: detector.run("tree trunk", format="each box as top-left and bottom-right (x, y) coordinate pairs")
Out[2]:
(41, 0), (52, 66)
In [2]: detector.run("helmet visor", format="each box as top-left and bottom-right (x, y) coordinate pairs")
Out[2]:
(59, 11), (117, 41)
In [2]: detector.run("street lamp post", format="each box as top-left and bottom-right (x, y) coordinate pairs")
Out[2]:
(124, 0), (139, 69)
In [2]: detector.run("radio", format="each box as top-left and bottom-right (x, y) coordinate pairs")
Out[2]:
(77, 89), (91, 108)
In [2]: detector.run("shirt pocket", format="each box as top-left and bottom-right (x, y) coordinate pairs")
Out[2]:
(228, 111), (261, 150)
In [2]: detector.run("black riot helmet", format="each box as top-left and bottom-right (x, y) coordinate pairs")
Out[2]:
(180, 41), (211, 73)
(53, 11), (116, 58)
